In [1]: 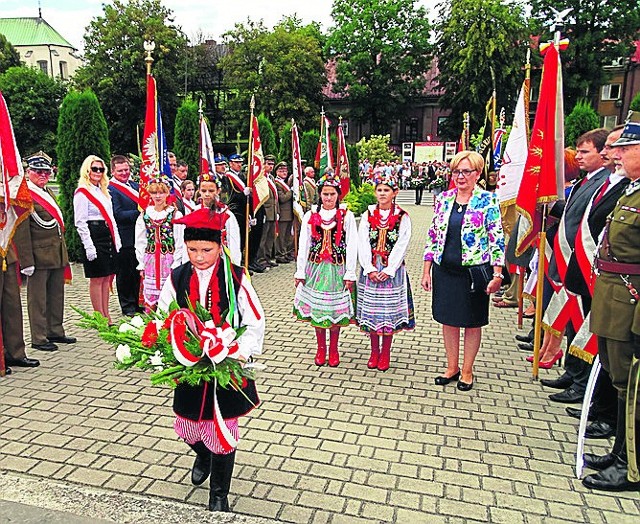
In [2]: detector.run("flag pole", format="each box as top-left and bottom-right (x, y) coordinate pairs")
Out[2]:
(244, 95), (255, 270)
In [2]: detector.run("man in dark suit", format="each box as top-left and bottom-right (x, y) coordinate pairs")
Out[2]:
(22, 152), (76, 354)
(584, 112), (640, 491)
(108, 155), (141, 316)
(543, 128), (610, 403)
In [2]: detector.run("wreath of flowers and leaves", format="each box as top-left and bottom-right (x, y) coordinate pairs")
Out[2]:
(75, 300), (261, 391)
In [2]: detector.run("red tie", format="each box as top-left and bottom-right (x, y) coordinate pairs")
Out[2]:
(593, 179), (610, 206)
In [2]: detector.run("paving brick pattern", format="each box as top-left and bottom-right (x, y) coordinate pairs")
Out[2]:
(1, 193), (639, 523)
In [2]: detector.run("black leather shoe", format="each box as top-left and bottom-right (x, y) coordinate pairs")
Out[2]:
(2, 366), (12, 375)
(192, 453), (211, 486)
(47, 336), (77, 344)
(434, 371), (460, 385)
(583, 456), (640, 492)
(549, 386), (584, 403)
(584, 452), (616, 471)
(457, 380), (474, 391)
(5, 357), (40, 368)
(515, 334), (533, 343)
(540, 374), (573, 389)
(518, 342), (533, 352)
(566, 406), (595, 421)
(248, 264), (265, 274)
(31, 342), (58, 352)
(585, 420), (615, 439)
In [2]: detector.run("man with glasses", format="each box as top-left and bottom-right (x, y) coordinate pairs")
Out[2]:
(255, 155), (278, 271)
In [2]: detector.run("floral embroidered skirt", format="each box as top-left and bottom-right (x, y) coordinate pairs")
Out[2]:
(356, 262), (415, 334)
(142, 252), (174, 311)
(293, 261), (355, 328)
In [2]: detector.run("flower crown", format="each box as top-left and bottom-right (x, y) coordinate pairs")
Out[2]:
(147, 175), (172, 188)
(199, 172), (222, 188)
(372, 172), (398, 190)
(317, 171), (341, 190)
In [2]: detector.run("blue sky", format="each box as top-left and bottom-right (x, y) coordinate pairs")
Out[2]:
(0, 0), (439, 51)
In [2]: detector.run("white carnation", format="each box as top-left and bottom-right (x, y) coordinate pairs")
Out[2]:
(115, 344), (132, 362)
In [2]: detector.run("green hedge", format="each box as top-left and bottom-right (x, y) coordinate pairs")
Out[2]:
(343, 182), (376, 216)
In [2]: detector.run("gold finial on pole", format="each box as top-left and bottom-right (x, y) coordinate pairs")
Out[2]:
(144, 40), (155, 75)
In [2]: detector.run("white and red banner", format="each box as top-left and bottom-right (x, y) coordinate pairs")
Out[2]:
(336, 123), (350, 196)
(291, 121), (304, 222)
(249, 115), (270, 213)
(200, 112), (215, 182)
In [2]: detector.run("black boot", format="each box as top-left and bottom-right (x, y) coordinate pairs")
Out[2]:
(583, 397), (625, 471)
(187, 442), (211, 486)
(208, 451), (235, 512)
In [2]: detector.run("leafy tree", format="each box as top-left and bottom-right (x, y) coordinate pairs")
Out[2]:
(75, 0), (188, 155)
(173, 97), (199, 179)
(356, 134), (397, 163)
(0, 66), (67, 156)
(0, 34), (21, 73)
(530, 0), (640, 110)
(434, 0), (530, 139)
(221, 17), (326, 137)
(564, 100), (600, 147)
(630, 91), (640, 112)
(257, 113), (277, 158)
(300, 130), (320, 169)
(56, 90), (111, 260)
(326, 0), (433, 134)
(347, 144), (360, 188)
(278, 121), (293, 163)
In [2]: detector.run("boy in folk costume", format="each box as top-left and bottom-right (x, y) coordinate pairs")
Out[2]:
(158, 208), (265, 512)
(134, 176), (185, 312)
(294, 171), (358, 366)
(356, 173), (415, 371)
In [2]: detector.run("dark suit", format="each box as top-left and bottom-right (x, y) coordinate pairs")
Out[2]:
(22, 189), (71, 344)
(222, 170), (248, 253)
(109, 180), (141, 314)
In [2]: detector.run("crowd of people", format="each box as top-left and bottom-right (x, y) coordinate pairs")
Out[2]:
(3, 113), (640, 512)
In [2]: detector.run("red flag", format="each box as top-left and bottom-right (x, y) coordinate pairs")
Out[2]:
(200, 112), (215, 183)
(515, 42), (566, 255)
(336, 123), (350, 196)
(140, 74), (158, 208)
(249, 115), (270, 212)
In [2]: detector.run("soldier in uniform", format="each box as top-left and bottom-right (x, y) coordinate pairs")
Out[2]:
(302, 166), (317, 212)
(584, 112), (640, 492)
(22, 152), (77, 353)
(256, 155), (278, 269)
(274, 162), (294, 263)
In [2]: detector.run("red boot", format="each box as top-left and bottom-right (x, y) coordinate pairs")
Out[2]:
(314, 328), (326, 366)
(377, 335), (392, 371)
(328, 327), (340, 367)
(368, 333), (380, 369)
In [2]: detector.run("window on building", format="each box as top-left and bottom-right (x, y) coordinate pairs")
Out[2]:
(437, 117), (448, 138)
(37, 60), (48, 75)
(602, 115), (618, 129)
(602, 84), (621, 101)
(403, 118), (419, 141)
(59, 61), (68, 80)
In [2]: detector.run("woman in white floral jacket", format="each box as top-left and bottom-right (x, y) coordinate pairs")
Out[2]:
(421, 151), (505, 391)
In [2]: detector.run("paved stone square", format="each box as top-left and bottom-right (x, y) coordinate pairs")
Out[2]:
(1, 192), (639, 523)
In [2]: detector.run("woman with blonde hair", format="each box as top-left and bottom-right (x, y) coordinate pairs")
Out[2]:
(422, 151), (505, 391)
(74, 155), (122, 323)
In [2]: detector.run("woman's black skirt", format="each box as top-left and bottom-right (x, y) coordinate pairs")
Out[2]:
(432, 262), (489, 328)
(82, 221), (117, 278)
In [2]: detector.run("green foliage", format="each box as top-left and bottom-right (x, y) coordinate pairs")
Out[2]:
(355, 135), (397, 164)
(631, 91), (640, 112)
(173, 98), (200, 179)
(75, 0), (188, 155)
(564, 100), (600, 147)
(434, 0), (530, 140)
(221, 17), (326, 137)
(530, 0), (640, 111)
(278, 121), (293, 163)
(326, 0), (433, 134)
(347, 144), (360, 188)
(0, 66), (67, 156)
(343, 182), (376, 216)
(0, 34), (21, 73)
(300, 130), (320, 167)
(257, 113), (277, 157)
(56, 90), (111, 261)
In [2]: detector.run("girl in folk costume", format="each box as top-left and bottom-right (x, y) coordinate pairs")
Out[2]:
(294, 171), (358, 367)
(193, 173), (242, 266)
(74, 155), (122, 323)
(134, 177), (185, 312)
(356, 173), (415, 371)
(181, 179), (197, 214)
(157, 208), (265, 512)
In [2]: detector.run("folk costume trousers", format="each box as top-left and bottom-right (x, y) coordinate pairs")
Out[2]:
(27, 266), (66, 345)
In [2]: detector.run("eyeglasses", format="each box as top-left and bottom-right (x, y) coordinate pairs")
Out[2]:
(451, 169), (477, 177)
(91, 166), (106, 173)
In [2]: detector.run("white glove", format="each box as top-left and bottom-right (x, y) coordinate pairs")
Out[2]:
(276, 213), (280, 221)
(86, 247), (97, 261)
(243, 187), (252, 196)
(249, 217), (257, 227)
(21, 265), (35, 277)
